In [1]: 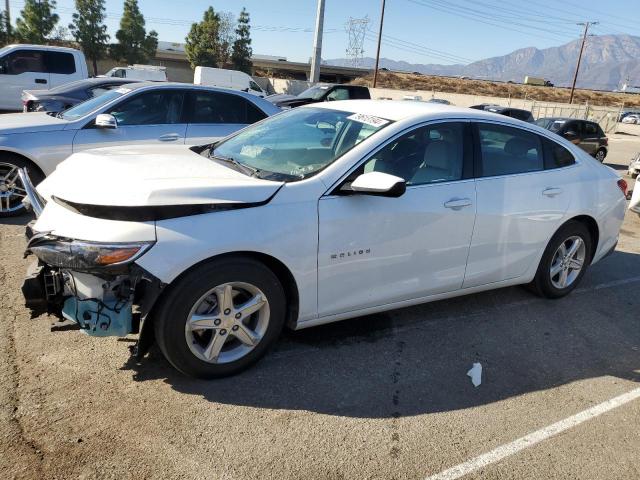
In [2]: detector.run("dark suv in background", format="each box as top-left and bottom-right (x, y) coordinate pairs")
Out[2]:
(268, 84), (370, 108)
(535, 117), (608, 161)
(470, 104), (535, 122)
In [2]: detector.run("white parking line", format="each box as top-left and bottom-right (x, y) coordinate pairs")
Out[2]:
(425, 387), (640, 480)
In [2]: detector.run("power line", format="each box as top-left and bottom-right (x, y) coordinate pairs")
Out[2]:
(404, 0), (578, 43)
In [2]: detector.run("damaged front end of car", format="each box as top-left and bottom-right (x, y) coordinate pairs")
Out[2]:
(22, 232), (161, 342)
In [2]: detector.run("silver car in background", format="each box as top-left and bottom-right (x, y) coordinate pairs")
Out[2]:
(0, 82), (281, 216)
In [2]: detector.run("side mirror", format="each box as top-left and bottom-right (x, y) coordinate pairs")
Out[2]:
(349, 171), (406, 198)
(563, 130), (578, 140)
(95, 113), (117, 129)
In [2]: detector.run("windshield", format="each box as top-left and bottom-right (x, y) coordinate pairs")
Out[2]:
(209, 107), (391, 181)
(297, 85), (330, 100)
(60, 88), (128, 120)
(535, 118), (565, 132)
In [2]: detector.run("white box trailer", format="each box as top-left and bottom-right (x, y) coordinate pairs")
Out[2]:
(102, 65), (167, 82)
(194, 66), (266, 97)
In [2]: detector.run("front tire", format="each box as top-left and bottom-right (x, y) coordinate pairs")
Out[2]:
(154, 257), (286, 378)
(530, 221), (592, 299)
(0, 155), (44, 218)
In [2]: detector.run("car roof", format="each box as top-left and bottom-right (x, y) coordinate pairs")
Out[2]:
(306, 99), (531, 124)
(2, 43), (81, 53)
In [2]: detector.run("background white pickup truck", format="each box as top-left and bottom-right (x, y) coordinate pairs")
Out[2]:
(0, 44), (88, 111)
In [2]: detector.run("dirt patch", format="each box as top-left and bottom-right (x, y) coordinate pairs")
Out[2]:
(351, 72), (640, 108)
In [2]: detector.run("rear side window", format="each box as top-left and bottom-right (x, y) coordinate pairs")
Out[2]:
(477, 123), (543, 177)
(45, 52), (76, 74)
(583, 122), (598, 136)
(509, 109), (533, 122)
(350, 87), (370, 100)
(190, 91), (266, 124)
(543, 138), (576, 169)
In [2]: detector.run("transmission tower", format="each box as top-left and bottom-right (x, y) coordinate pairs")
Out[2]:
(345, 16), (369, 68)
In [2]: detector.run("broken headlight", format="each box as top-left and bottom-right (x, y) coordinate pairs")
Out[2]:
(28, 237), (154, 270)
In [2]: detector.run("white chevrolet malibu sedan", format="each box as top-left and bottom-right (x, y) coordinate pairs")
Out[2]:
(21, 101), (627, 378)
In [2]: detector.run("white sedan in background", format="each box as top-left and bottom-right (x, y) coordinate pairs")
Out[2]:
(0, 82), (280, 216)
(21, 101), (627, 378)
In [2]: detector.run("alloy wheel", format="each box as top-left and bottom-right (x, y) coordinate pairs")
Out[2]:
(185, 282), (270, 364)
(595, 150), (605, 162)
(0, 163), (27, 213)
(549, 235), (586, 289)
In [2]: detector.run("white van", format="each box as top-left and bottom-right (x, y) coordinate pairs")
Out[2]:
(194, 66), (266, 97)
(102, 65), (167, 82)
(0, 44), (88, 110)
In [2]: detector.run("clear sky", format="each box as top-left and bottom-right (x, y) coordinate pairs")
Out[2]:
(7, 0), (640, 65)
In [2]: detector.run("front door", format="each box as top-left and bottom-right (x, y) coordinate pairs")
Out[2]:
(72, 89), (187, 152)
(317, 122), (477, 317)
(0, 49), (50, 110)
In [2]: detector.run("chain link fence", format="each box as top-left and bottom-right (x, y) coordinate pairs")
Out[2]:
(531, 101), (623, 133)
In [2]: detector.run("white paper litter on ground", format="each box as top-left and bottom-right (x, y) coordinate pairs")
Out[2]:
(467, 362), (482, 387)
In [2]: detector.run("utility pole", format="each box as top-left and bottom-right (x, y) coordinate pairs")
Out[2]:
(4, 0), (11, 38)
(373, 0), (386, 88)
(569, 21), (598, 104)
(310, 0), (325, 84)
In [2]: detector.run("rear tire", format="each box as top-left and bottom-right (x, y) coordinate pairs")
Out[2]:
(529, 221), (592, 299)
(0, 154), (44, 218)
(154, 257), (286, 379)
(594, 148), (606, 162)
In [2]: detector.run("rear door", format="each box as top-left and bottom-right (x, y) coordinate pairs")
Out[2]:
(463, 122), (571, 288)
(580, 121), (600, 155)
(0, 49), (50, 110)
(184, 90), (267, 145)
(72, 89), (187, 151)
(46, 51), (78, 88)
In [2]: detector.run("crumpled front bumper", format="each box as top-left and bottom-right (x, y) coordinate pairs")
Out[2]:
(18, 168), (45, 217)
(21, 257), (135, 337)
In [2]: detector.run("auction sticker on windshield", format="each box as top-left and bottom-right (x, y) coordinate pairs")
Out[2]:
(347, 113), (390, 128)
(114, 87), (131, 94)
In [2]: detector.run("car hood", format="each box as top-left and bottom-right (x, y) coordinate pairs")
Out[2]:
(0, 112), (68, 134)
(271, 96), (318, 108)
(37, 145), (284, 214)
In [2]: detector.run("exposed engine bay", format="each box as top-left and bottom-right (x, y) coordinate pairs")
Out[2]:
(22, 229), (163, 346)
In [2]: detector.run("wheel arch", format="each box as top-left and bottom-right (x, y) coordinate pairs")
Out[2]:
(0, 149), (46, 181)
(137, 251), (300, 356)
(562, 215), (599, 263)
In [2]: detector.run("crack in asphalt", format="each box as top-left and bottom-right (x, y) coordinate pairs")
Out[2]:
(0, 227), (45, 477)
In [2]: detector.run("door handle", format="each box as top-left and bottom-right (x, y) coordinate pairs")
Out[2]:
(542, 187), (563, 197)
(35, 78), (47, 84)
(159, 133), (180, 142)
(444, 198), (472, 210)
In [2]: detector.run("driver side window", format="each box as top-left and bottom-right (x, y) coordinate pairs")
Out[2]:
(108, 90), (184, 126)
(326, 88), (350, 101)
(362, 122), (465, 185)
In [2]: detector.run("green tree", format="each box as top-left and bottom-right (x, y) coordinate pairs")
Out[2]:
(185, 7), (223, 69)
(15, 0), (59, 44)
(69, 0), (110, 75)
(231, 8), (253, 74)
(0, 12), (9, 47)
(110, 0), (158, 64)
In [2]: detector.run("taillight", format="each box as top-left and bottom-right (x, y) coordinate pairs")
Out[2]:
(603, 137), (608, 146)
(617, 178), (628, 196)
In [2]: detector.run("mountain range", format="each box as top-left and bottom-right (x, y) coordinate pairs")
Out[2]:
(326, 34), (640, 91)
